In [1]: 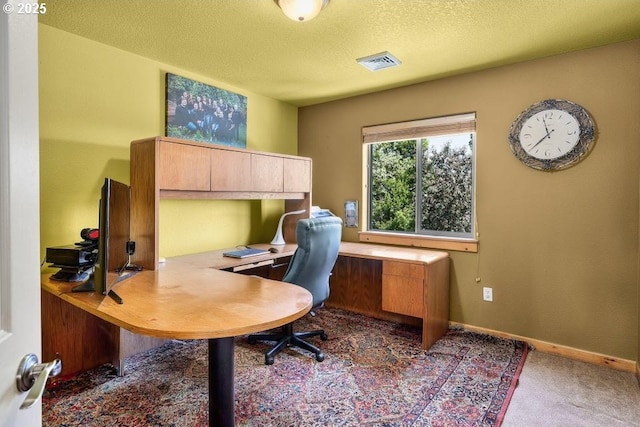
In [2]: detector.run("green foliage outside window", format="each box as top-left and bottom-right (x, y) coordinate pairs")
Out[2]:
(421, 138), (473, 234)
(369, 134), (474, 238)
(369, 140), (416, 232)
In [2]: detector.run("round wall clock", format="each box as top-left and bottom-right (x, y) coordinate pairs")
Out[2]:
(508, 99), (596, 171)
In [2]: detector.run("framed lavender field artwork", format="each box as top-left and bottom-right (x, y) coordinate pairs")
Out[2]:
(165, 73), (247, 148)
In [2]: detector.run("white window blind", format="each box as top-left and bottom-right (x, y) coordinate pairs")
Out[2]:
(362, 112), (476, 144)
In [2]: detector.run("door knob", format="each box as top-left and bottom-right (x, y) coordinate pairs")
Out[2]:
(15, 353), (62, 409)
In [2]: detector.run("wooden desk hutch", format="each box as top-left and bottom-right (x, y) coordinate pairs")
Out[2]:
(129, 136), (312, 271)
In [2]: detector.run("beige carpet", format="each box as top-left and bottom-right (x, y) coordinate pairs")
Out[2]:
(503, 350), (640, 426)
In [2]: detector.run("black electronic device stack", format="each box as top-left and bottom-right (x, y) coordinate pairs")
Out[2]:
(46, 228), (99, 282)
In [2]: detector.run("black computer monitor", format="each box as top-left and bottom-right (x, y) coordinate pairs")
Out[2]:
(73, 177), (132, 302)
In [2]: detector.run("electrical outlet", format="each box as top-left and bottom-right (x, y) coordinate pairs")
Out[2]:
(483, 287), (493, 302)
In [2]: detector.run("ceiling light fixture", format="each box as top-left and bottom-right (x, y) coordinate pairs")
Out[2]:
(274, 0), (330, 22)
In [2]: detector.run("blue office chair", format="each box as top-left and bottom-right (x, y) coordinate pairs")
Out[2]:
(248, 215), (343, 365)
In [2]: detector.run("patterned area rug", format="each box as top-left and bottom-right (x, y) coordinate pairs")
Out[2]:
(43, 307), (527, 427)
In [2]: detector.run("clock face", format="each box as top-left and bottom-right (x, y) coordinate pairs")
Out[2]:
(519, 109), (580, 160)
(508, 99), (596, 171)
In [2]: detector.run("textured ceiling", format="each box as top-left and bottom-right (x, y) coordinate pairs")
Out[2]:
(39, 0), (640, 106)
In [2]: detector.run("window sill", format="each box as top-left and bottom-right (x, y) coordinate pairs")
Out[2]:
(358, 231), (478, 253)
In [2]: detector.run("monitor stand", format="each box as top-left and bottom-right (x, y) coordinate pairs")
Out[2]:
(71, 277), (96, 293)
(107, 289), (123, 304)
(71, 276), (124, 304)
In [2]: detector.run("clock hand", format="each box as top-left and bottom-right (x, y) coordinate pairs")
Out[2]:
(530, 128), (555, 150)
(542, 117), (551, 135)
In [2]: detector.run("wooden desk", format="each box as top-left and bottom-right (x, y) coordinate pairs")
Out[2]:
(329, 242), (450, 350)
(43, 242), (449, 369)
(41, 241), (449, 425)
(41, 259), (312, 427)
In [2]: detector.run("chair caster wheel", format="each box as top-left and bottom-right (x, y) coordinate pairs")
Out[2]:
(265, 355), (274, 365)
(315, 352), (325, 362)
(320, 333), (328, 341)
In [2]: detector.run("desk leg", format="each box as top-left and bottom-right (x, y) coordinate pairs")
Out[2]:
(208, 337), (235, 427)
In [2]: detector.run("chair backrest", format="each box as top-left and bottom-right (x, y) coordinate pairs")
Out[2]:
(282, 216), (343, 307)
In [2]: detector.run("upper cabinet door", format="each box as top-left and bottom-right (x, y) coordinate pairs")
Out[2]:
(159, 141), (210, 191)
(252, 154), (284, 192)
(284, 158), (311, 193)
(211, 149), (252, 191)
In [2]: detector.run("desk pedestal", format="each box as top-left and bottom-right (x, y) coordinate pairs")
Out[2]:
(328, 247), (450, 351)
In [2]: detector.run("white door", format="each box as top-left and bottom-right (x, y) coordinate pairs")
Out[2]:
(0, 5), (43, 427)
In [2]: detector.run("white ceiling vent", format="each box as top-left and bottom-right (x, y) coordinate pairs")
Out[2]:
(356, 51), (402, 72)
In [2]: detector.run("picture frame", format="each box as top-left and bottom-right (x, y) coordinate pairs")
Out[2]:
(344, 200), (358, 228)
(165, 73), (247, 148)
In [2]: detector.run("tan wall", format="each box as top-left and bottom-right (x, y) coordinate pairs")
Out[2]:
(299, 40), (640, 360)
(39, 24), (298, 261)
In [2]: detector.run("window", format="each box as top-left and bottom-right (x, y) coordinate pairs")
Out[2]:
(363, 113), (476, 242)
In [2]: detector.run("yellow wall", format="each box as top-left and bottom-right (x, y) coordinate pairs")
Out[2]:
(39, 24), (298, 261)
(299, 40), (640, 360)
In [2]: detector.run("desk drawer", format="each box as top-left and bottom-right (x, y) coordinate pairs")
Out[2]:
(383, 260), (424, 279)
(231, 256), (291, 281)
(232, 259), (274, 272)
(382, 261), (424, 318)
